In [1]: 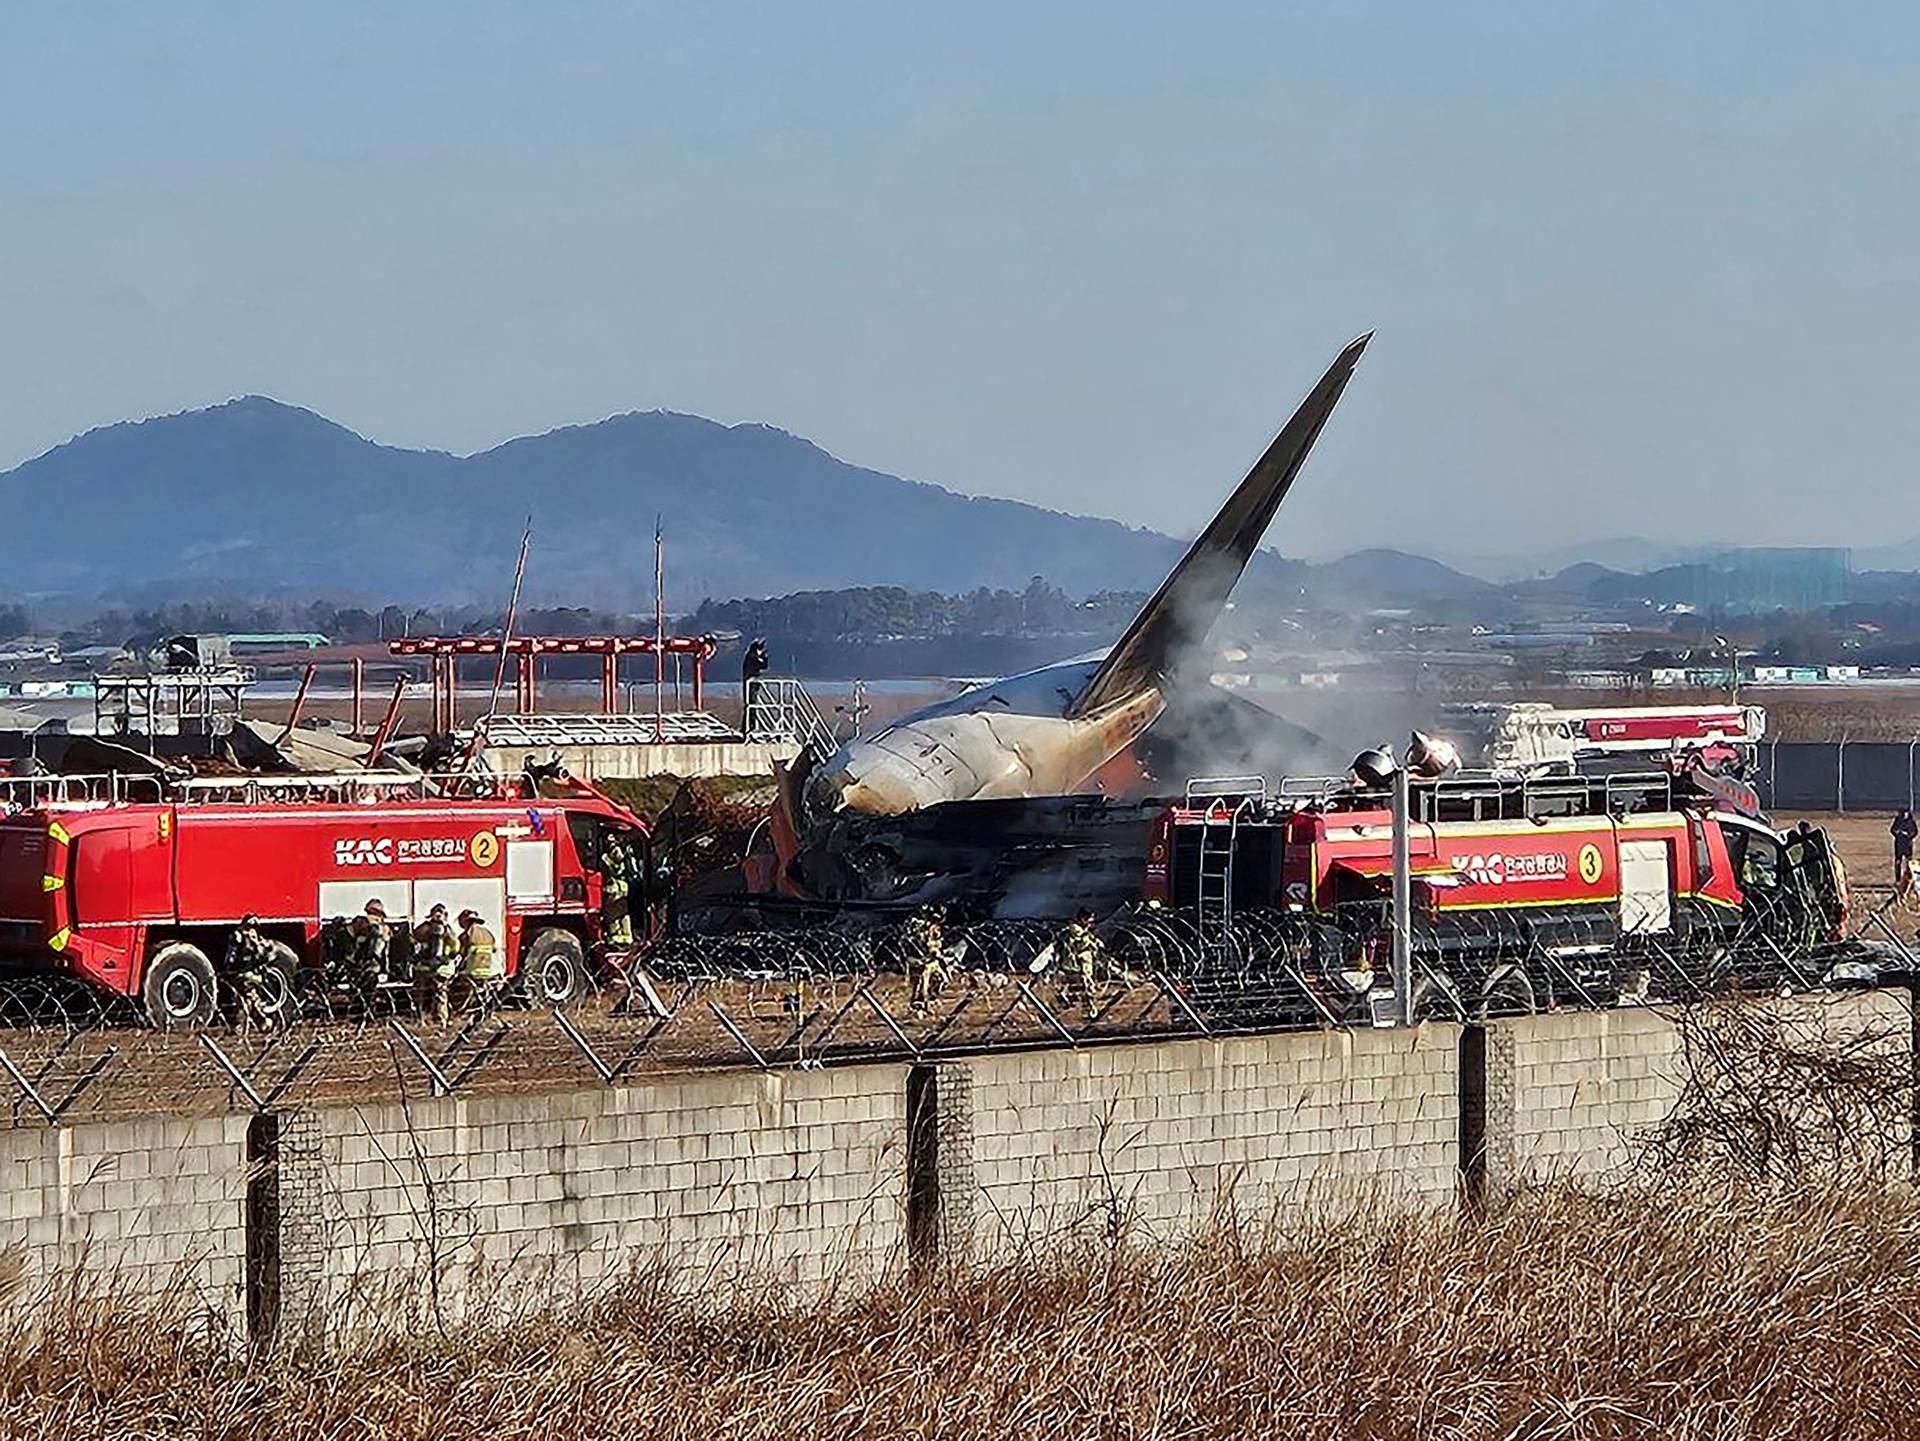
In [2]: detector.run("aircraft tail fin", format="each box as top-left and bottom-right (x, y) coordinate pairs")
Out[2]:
(1068, 332), (1370, 719)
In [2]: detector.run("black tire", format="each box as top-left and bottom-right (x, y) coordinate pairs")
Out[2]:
(522, 927), (588, 1008)
(144, 942), (218, 1029)
(234, 940), (301, 1027)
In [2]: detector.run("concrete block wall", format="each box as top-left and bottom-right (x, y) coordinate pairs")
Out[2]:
(1498, 1007), (1688, 1180)
(1495, 990), (1914, 1184)
(0, 1114), (249, 1332)
(948, 1024), (1463, 1254)
(0, 991), (1913, 1348)
(313, 1061), (906, 1327)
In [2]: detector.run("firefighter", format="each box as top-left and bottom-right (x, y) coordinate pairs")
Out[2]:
(1059, 906), (1104, 1009)
(410, 902), (458, 1026)
(601, 831), (634, 949)
(1893, 810), (1917, 891)
(742, 637), (770, 725)
(351, 899), (391, 1005)
(458, 909), (505, 1014)
(903, 904), (946, 1013)
(223, 914), (279, 1032)
(320, 916), (356, 987)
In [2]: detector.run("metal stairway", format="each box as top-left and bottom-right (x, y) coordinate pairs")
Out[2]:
(1185, 776), (1266, 965)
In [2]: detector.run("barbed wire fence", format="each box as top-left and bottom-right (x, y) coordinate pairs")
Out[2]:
(0, 901), (1903, 1130)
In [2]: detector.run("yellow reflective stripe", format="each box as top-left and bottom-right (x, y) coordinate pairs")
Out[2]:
(46, 821), (70, 846)
(41, 874), (63, 892)
(47, 927), (71, 952)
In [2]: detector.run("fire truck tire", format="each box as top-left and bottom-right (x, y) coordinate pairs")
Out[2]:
(143, 943), (219, 1029)
(522, 927), (588, 1008)
(249, 941), (302, 1026)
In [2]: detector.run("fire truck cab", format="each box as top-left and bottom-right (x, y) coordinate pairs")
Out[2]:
(0, 771), (656, 1026)
(1145, 766), (1847, 1017)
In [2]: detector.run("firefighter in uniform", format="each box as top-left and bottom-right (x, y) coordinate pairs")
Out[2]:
(351, 899), (391, 1006)
(459, 909), (505, 1014)
(224, 914), (279, 1031)
(904, 904), (946, 1013)
(1059, 907), (1104, 1009)
(601, 832), (635, 949)
(411, 903), (458, 1026)
(1893, 809), (1917, 892)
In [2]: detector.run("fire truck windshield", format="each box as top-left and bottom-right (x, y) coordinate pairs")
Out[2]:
(1723, 826), (1782, 891)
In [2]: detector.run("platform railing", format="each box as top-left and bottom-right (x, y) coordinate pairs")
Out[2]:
(0, 769), (522, 810)
(744, 678), (837, 756)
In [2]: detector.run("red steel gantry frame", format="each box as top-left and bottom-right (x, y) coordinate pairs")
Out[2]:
(388, 634), (720, 736)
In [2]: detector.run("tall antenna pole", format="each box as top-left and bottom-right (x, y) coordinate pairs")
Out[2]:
(466, 518), (531, 771)
(654, 516), (666, 742)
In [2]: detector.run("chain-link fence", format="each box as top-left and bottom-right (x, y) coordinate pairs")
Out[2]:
(0, 898), (1901, 1130)
(1758, 740), (1920, 812)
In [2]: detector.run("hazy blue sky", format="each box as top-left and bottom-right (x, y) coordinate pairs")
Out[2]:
(3, 2), (1918, 559)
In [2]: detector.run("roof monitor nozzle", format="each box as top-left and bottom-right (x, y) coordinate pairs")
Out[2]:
(1350, 748), (1397, 788)
(1405, 730), (1461, 779)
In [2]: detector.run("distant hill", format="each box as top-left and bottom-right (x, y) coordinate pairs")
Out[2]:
(1435, 536), (1715, 582)
(0, 395), (1753, 616)
(1855, 537), (1920, 572)
(0, 398), (1199, 607)
(1302, 548), (1497, 608)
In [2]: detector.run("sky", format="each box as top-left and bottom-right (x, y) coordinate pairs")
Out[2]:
(3, 1), (1919, 561)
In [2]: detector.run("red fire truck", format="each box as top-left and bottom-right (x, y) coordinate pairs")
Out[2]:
(0, 771), (654, 1026)
(1144, 766), (1849, 1017)
(1449, 701), (1766, 776)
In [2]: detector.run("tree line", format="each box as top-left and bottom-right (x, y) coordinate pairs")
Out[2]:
(0, 584), (1150, 650)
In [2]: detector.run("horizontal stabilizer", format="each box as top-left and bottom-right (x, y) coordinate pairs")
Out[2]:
(1069, 333), (1370, 718)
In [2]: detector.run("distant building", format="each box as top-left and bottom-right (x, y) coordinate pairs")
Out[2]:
(1480, 633), (1597, 650)
(1562, 670), (1632, 689)
(225, 632), (332, 653)
(1672, 547), (1851, 613)
(1650, 666), (1737, 688)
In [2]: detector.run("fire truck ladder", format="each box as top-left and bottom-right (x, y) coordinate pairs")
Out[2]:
(1186, 777), (1265, 965)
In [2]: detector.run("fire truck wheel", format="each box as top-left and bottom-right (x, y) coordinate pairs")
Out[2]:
(523, 928), (588, 1008)
(249, 941), (301, 1026)
(143, 943), (219, 1029)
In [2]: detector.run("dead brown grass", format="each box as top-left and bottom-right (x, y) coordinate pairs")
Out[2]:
(6, 1184), (1920, 1439)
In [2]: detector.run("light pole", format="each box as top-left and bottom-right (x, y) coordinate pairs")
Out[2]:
(1391, 750), (1412, 1026)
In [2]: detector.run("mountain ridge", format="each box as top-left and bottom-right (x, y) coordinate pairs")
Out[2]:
(10, 395), (1887, 613)
(0, 397), (1201, 606)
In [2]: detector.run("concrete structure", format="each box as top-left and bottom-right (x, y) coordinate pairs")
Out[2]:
(0, 992), (1908, 1351)
(0, 1113), (252, 1341)
(943, 1024), (1461, 1255)
(476, 735), (799, 782)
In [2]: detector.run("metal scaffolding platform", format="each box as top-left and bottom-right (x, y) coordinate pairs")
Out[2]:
(94, 667), (256, 739)
(389, 633), (720, 735)
(478, 711), (740, 749)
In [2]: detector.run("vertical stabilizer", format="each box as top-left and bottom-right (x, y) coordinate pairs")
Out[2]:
(1068, 333), (1370, 718)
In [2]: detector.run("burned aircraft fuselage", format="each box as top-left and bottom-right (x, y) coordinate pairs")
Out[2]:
(762, 333), (1371, 916)
(802, 660), (1161, 825)
(799, 333), (1370, 834)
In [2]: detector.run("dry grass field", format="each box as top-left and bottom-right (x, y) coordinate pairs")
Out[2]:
(4, 1184), (1919, 1439)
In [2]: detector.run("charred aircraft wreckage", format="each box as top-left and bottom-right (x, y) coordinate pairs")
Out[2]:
(731, 333), (1372, 917)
